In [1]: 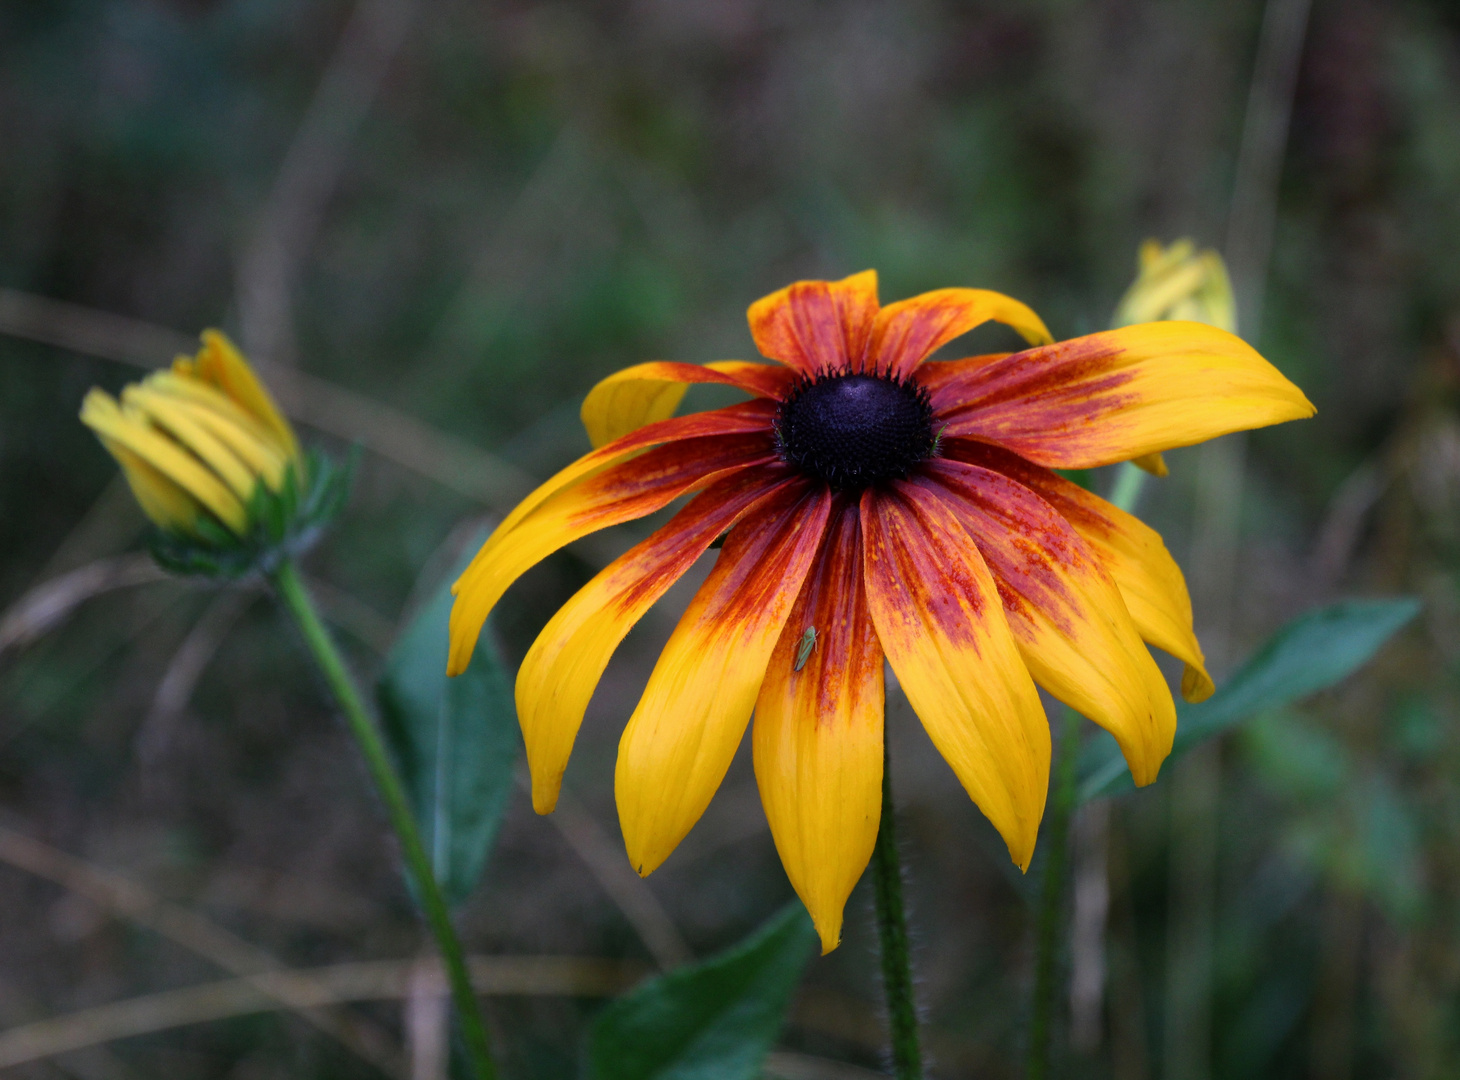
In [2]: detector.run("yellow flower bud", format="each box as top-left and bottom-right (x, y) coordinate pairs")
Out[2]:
(1113, 238), (1237, 334)
(1112, 239), (1239, 477)
(81, 331), (303, 538)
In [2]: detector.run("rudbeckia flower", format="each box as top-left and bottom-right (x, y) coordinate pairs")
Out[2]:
(81, 330), (303, 537)
(448, 271), (1313, 952)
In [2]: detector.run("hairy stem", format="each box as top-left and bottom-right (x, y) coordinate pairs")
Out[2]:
(271, 559), (497, 1080)
(872, 733), (922, 1079)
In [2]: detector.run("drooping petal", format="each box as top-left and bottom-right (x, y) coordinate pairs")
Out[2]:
(485, 399), (777, 549)
(580, 361), (796, 448)
(859, 482), (1048, 869)
(616, 481), (833, 877)
(871, 290), (1052, 381)
(517, 465), (792, 814)
(942, 439), (1213, 701)
(917, 459), (1175, 786)
(80, 390), (248, 532)
(932, 321), (1315, 468)
(747, 271), (880, 378)
(448, 431), (777, 675)
(753, 498), (883, 954)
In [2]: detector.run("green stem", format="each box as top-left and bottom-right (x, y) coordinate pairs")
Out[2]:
(1026, 706), (1081, 1080)
(872, 733), (922, 1080)
(271, 559), (498, 1080)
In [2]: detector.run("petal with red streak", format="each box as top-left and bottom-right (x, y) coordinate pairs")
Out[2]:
(933, 321), (1315, 468)
(918, 459), (1175, 786)
(448, 431), (776, 675)
(942, 439), (1213, 702)
(747, 271), (880, 377)
(860, 483), (1048, 869)
(517, 466), (791, 814)
(872, 290), (1052, 381)
(580, 361), (796, 449)
(616, 481), (833, 876)
(753, 498), (884, 953)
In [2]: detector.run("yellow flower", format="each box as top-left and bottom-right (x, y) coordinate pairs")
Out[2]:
(1111, 239), (1239, 477)
(81, 331), (302, 538)
(448, 271), (1312, 953)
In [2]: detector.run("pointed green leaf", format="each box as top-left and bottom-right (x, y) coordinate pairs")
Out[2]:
(587, 903), (816, 1080)
(377, 571), (519, 907)
(1078, 597), (1421, 803)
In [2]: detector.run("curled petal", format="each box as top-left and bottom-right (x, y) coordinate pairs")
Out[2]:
(872, 290), (1051, 381)
(933, 321), (1315, 467)
(581, 361), (797, 449)
(747, 271), (880, 378)
(616, 481), (833, 877)
(859, 483), (1048, 869)
(753, 498), (884, 953)
(517, 465), (792, 814)
(918, 459), (1175, 786)
(943, 440), (1213, 702)
(448, 431), (777, 675)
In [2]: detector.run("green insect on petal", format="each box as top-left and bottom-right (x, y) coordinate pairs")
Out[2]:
(793, 627), (817, 672)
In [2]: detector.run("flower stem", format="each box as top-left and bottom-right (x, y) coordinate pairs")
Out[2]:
(872, 733), (922, 1080)
(271, 559), (498, 1080)
(1025, 706), (1082, 1080)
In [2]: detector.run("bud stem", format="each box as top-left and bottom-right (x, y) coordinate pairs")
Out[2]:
(270, 559), (498, 1080)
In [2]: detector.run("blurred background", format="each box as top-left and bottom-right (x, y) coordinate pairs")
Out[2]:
(2, 0), (1459, 1076)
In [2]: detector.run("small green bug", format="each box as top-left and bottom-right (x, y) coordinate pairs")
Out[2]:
(793, 626), (817, 672)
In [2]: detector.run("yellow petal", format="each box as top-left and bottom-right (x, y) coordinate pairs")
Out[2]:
(753, 499), (883, 953)
(969, 447), (1214, 702)
(187, 330), (300, 465)
(580, 361), (796, 449)
(516, 469), (785, 814)
(935, 321), (1315, 469)
(145, 371), (295, 477)
(872, 288), (1053, 380)
(859, 483), (1049, 870)
(923, 458), (1175, 785)
(448, 431), (776, 676)
(121, 385), (261, 501)
(80, 389), (248, 533)
(616, 482), (832, 877)
(101, 438), (205, 532)
(1132, 452), (1169, 477)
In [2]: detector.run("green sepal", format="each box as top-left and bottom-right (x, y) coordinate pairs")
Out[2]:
(148, 448), (354, 579)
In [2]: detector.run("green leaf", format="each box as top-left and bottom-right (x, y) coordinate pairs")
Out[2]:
(587, 902), (816, 1080)
(377, 568), (519, 907)
(1077, 597), (1421, 803)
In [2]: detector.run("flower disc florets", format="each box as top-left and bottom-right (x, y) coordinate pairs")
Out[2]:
(774, 371), (937, 491)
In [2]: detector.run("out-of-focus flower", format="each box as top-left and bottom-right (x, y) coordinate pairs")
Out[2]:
(81, 331), (344, 575)
(1112, 239), (1240, 477)
(1114, 238), (1237, 333)
(448, 271), (1313, 952)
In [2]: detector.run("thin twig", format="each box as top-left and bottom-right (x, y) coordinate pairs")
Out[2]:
(0, 955), (646, 1069)
(136, 589), (255, 771)
(0, 824), (405, 1077)
(0, 554), (166, 658)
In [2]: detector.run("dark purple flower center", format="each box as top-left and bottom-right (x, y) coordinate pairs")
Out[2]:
(774, 373), (936, 492)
